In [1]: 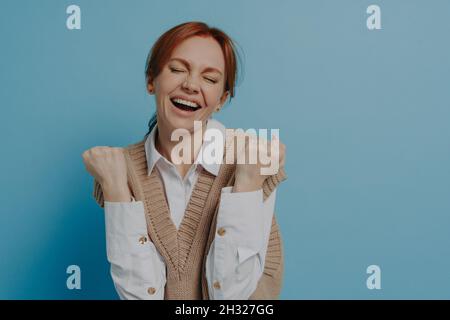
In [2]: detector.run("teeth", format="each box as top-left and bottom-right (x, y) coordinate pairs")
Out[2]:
(173, 98), (199, 108)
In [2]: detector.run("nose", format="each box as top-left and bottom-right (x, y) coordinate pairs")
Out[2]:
(182, 75), (200, 94)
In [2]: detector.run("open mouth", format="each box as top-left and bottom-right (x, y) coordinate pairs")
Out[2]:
(170, 98), (202, 112)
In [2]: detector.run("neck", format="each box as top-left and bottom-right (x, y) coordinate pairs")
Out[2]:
(155, 121), (207, 176)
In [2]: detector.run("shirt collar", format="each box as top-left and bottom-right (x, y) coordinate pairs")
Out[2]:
(144, 118), (226, 177)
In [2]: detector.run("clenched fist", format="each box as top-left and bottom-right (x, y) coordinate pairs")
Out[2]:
(81, 146), (133, 202)
(229, 133), (286, 193)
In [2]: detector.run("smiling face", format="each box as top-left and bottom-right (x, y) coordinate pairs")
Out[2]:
(147, 36), (229, 133)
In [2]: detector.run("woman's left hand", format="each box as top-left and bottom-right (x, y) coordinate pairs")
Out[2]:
(232, 133), (286, 193)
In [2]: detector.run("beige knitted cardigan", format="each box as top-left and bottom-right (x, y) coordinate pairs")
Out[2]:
(93, 139), (287, 299)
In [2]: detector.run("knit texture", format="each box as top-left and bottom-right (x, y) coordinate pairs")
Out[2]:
(93, 139), (287, 299)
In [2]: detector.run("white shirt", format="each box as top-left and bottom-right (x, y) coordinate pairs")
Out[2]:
(104, 118), (277, 300)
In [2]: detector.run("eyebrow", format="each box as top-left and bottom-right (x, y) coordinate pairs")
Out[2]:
(169, 57), (223, 76)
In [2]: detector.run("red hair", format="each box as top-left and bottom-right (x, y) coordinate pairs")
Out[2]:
(145, 21), (239, 99)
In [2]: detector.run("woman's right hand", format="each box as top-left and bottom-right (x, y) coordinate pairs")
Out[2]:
(82, 146), (132, 202)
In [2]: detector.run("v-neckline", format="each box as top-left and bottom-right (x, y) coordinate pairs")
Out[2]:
(143, 165), (216, 273)
(152, 167), (205, 235)
(124, 138), (236, 274)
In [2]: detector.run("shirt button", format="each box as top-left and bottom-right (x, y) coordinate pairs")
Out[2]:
(147, 287), (156, 295)
(213, 281), (221, 290)
(217, 227), (226, 236)
(138, 236), (148, 245)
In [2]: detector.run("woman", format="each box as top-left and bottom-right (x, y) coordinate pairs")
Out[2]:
(82, 21), (286, 300)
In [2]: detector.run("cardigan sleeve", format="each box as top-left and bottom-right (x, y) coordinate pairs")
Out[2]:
(262, 167), (287, 201)
(248, 213), (285, 299)
(93, 178), (105, 208)
(249, 167), (287, 299)
(201, 163), (288, 300)
(206, 186), (277, 299)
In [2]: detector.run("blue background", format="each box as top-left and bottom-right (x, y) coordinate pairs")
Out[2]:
(1, 0), (449, 299)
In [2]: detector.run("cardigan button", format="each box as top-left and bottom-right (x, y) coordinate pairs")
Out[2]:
(147, 287), (156, 295)
(139, 236), (148, 244)
(213, 281), (221, 290)
(217, 227), (226, 236)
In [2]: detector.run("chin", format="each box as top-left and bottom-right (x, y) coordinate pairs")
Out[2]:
(166, 117), (198, 132)
(170, 115), (208, 132)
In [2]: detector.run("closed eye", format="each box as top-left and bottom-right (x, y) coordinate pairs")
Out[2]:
(170, 67), (185, 73)
(204, 77), (218, 84)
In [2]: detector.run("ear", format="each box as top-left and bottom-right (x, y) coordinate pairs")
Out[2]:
(218, 90), (230, 109)
(147, 78), (155, 94)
